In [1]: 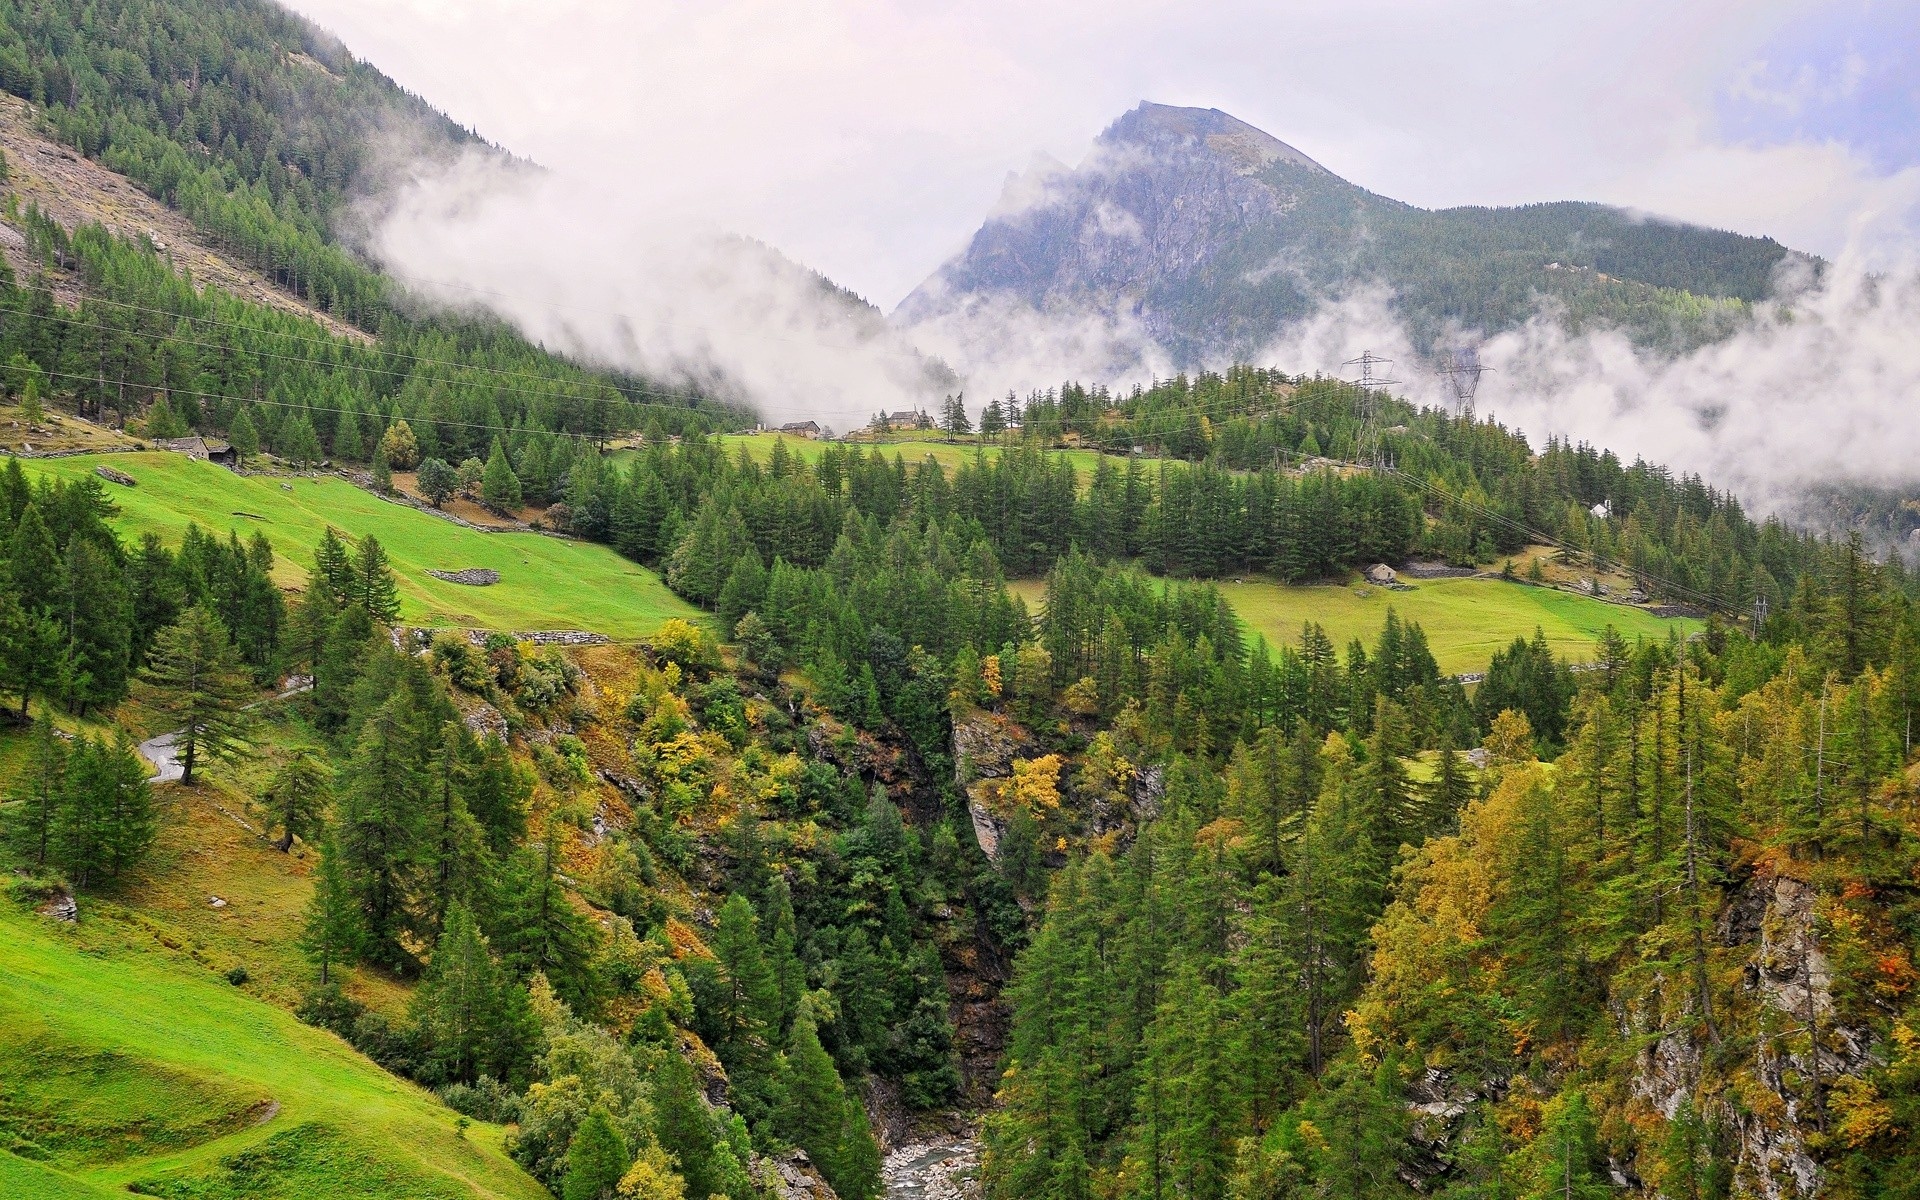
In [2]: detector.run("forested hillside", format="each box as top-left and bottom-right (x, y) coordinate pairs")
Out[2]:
(0, 0), (731, 449)
(899, 102), (1798, 365)
(1, 6), (1916, 1200)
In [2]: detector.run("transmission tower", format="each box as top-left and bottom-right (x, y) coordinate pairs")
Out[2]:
(1343, 351), (1397, 468)
(1439, 346), (1492, 421)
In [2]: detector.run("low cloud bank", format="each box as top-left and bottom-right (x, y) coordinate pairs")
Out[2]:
(361, 150), (953, 432)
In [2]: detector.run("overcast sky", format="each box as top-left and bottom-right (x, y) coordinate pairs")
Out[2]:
(287, 0), (1918, 309)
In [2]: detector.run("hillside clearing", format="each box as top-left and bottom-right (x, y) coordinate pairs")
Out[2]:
(706, 432), (1112, 476)
(22, 453), (699, 637)
(1010, 574), (1702, 674)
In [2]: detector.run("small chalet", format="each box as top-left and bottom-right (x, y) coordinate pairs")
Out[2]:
(153, 436), (237, 467)
(778, 420), (822, 439)
(884, 409), (930, 432)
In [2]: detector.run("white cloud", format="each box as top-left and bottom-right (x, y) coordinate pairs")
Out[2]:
(280, 0), (1920, 503)
(287, 0), (1906, 305)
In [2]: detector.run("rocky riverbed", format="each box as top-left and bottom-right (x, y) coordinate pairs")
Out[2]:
(881, 1136), (979, 1200)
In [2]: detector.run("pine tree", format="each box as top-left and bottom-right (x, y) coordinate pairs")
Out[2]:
(228, 408), (260, 463)
(370, 442), (393, 492)
(259, 749), (331, 852)
(300, 831), (365, 986)
(352, 535), (402, 623)
(338, 695), (429, 968)
(495, 835), (598, 1010)
(704, 893), (779, 1117)
(312, 528), (357, 607)
(563, 1107), (630, 1200)
(282, 414), (324, 467)
(651, 1044), (724, 1200)
(3, 714), (66, 867)
(777, 1009), (882, 1200)
(483, 437), (523, 512)
(424, 723), (490, 936)
(53, 734), (154, 888)
(412, 902), (508, 1086)
(138, 605), (255, 786)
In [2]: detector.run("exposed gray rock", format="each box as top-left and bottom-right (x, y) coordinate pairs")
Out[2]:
(425, 567), (500, 585)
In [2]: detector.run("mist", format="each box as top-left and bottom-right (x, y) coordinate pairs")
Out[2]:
(1220, 242), (1920, 519)
(362, 148), (955, 432)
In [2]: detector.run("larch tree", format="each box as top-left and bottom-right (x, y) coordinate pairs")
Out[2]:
(259, 748), (332, 853)
(352, 535), (402, 624)
(138, 605), (255, 786)
(300, 831), (365, 987)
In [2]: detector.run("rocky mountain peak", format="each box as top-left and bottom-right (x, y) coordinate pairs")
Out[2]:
(1099, 101), (1330, 177)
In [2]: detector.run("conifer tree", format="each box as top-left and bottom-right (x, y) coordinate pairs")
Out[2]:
(412, 902), (509, 1086)
(483, 437), (523, 511)
(312, 528), (357, 607)
(352, 535), (402, 623)
(495, 834), (598, 1010)
(702, 893), (779, 1117)
(651, 1043), (724, 1200)
(424, 723), (490, 935)
(54, 734), (154, 888)
(777, 1009), (882, 1200)
(370, 442), (393, 492)
(563, 1107), (630, 1200)
(259, 748), (331, 852)
(300, 831), (365, 987)
(138, 605), (255, 786)
(4, 714), (66, 867)
(337, 695), (429, 967)
(228, 408), (260, 463)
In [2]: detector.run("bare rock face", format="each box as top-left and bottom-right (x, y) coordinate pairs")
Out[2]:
(951, 708), (1034, 864)
(1622, 872), (1880, 1200)
(763, 1148), (838, 1200)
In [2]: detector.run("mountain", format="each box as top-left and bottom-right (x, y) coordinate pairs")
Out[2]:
(897, 101), (1799, 366)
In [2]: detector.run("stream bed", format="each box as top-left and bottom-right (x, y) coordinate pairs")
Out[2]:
(881, 1135), (979, 1200)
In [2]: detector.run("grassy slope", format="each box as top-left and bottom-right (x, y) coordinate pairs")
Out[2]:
(0, 903), (546, 1200)
(708, 431), (1110, 476)
(1011, 574), (1702, 674)
(26, 453), (699, 636)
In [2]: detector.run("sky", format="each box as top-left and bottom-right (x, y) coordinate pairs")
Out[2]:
(291, 0), (1919, 309)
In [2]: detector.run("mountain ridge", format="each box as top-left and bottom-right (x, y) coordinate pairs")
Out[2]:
(897, 100), (1798, 368)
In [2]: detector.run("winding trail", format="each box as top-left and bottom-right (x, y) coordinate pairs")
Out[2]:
(135, 680), (312, 783)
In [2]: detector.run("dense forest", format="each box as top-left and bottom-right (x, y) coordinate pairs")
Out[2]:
(0, 0), (471, 326)
(1, 2), (1917, 1198)
(983, 535), (1920, 1200)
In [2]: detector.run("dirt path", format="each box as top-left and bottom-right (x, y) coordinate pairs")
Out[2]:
(136, 682), (312, 783)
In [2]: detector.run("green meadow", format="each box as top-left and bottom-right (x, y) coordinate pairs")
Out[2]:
(0, 904), (545, 1200)
(1011, 574), (1701, 675)
(25, 453), (699, 637)
(705, 431), (1113, 477)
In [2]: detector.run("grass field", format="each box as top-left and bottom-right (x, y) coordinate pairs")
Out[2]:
(24, 453), (699, 637)
(700, 432), (1113, 478)
(1009, 574), (1702, 675)
(0, 903), (546, 1200)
